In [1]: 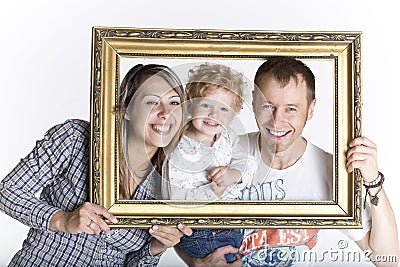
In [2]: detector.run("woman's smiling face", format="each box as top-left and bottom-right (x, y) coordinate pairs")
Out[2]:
(124, 75), (183, 151)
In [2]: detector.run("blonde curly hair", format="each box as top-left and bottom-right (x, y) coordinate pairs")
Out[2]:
(186, 63), (244, 112)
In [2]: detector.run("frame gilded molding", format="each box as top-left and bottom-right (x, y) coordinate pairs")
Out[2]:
(89, 27), (362, 228)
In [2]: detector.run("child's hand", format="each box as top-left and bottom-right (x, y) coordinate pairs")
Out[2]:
(149, 223), (192, 255)
(207, 167), (241, 187)
(210, 182), (228, 197)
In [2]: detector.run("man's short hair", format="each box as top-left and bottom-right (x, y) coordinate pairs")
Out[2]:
(254, 56), (315, 106)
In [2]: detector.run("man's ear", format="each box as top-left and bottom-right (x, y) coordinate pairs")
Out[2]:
(307, 98), (317, 120)
(252, 91), (255, 112)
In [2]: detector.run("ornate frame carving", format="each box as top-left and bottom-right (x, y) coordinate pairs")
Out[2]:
(89, 27), (362, 228)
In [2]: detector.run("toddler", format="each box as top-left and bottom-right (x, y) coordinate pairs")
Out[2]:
(163, 63), (256, 262)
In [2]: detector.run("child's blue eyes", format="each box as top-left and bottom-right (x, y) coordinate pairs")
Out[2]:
(200, 103), (230, 112)
(200, 103), (210, 108)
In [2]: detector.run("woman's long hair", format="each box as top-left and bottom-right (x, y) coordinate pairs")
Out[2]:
(117, 64), (186, 199)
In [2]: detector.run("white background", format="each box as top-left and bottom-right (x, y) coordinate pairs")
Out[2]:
(0, 1), (399, 266)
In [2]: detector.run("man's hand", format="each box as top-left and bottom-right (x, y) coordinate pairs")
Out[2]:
(346, 137), (379, 183)
(49, 202), (118, 234)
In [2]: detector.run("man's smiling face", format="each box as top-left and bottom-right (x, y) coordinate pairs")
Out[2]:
(253, 73), (316, 154)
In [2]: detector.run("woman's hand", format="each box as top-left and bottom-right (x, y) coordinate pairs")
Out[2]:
(149, 223), (193, 256)
(49, 202), (118, 234)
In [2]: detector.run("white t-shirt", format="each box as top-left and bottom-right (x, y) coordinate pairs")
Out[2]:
(162, 130), (257, 200)
(238, 132), (332, 201)
(238, 132), (372, 267)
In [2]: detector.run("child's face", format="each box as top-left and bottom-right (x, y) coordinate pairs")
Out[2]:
(189, 86), (236, 138)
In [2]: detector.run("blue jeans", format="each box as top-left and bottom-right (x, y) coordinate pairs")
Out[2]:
(178, 229), (243, 263)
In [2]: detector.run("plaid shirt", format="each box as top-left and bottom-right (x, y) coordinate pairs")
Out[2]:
(0, 119), (162, 266)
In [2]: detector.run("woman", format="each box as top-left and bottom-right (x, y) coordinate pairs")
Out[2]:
(119, 64), (186, 201)
(0, 64), (192, 266)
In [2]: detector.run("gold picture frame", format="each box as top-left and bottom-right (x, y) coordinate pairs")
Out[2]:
(89, 27), (362, 229)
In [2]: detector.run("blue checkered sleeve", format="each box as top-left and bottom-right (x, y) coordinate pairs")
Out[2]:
(0, 119), (166, 266)
(0, 119), (90, 231)
(124, 241), (163, 267)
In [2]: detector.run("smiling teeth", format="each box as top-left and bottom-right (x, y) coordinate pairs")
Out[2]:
(269, 129), (287, 137)
(205, 121), (218, 126)
(153, 125), (170, 132)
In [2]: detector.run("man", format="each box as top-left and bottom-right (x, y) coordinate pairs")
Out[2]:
(176, 56), (399, 266)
